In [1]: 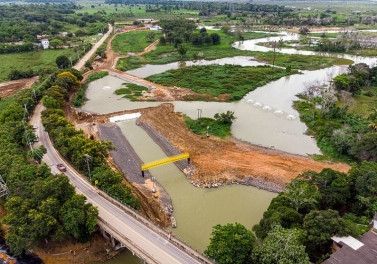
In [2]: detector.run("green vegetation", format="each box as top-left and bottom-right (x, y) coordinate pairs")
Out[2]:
(184, 111), (236, 138)
(147, 65), (293, 101)
(205, 223), (256, 264)
(0, 75), (98, 256)
(114, 83), (148, 101)
(255, 52), (353, 70)
(207, 165), (376, 263)
(117, 30), (277, 71)
(0, 4), (107, 44)
(0, 49), (77, 82)
(294, 63), (377, 162)
(112, 30), (161, 54)
(254, 166), (377, 261)
(42, 71), (140, 209)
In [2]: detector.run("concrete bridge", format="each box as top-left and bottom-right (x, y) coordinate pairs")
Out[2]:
(32, 104), (215, 264)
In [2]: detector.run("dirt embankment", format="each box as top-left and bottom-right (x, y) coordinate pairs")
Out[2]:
(0, 76), (39, 98)
(138, 104), (350, 187)
(73, 117), (171, 228)
(33, 232), (119, 264)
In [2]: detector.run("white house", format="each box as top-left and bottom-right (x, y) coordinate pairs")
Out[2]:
(41, 39), (49, 49)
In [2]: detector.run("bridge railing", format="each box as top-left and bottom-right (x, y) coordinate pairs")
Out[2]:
(99, 189), (216, 264)
(98, 217), (159, 264)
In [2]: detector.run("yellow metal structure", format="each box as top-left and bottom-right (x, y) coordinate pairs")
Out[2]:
(141, 153), (190, 171)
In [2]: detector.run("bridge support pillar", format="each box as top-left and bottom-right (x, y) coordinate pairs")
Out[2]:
(110, 235), (116, 248)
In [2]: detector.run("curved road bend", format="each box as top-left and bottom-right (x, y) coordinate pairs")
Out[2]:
(30, 104), (209, 264)
(74, 24), (113, 71)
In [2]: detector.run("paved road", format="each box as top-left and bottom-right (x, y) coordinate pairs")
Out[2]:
(74, 24), (113, 71)
(30, 104), (210, 264)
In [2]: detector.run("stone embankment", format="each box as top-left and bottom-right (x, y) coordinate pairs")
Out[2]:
(138, 121), (284, 193)
(98, 123), (173, 225)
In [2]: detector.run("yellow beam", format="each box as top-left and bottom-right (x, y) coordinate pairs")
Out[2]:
(142, 153), (190, 171)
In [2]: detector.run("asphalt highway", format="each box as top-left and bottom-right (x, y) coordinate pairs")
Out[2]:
(30, 104), (209, 264)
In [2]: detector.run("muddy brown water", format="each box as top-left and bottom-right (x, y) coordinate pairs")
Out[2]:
(86, 31), (377, 263)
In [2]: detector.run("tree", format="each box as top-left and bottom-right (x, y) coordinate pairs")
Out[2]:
(42, 95), (61, 109)
(252, 225), (310, 264)
(84, 60), (93, 70)
(349, 161), (377, 215)
(49, 38), (64, 49)
(214, 111), (236, 125)
(27, 145), (47, 163)
(55, 55), (70, 69)
(210, 33), (221, 45)
(283, 179), (320, 213)
(303, 209), (347, 260)
(221, 25), (230, 34)
(177, 44), (187, 58)
(299, 26), (310, 35)
(351, 132), (377, 161)
(59, 194), (98, 242)
(205, 223), (256, 264)
(146, 31), (155, 42)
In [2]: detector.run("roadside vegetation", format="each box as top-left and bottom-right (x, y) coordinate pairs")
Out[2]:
(0, 74), (98, 256)
(146, 65), (295, 101)
(41, 71), (140, 210)
(73, 71), (109, 107)
(184, 111), (236, 138)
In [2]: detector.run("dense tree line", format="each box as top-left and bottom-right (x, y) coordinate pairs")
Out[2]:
(315, 37), (361, 53)
(0, 4), (107, 44)
(0, 74), (98, 256)
(40, 71), (140, 209)
(206, 165), (374, 264)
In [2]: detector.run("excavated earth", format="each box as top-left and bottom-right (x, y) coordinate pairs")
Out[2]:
(138, 103), (350, 187)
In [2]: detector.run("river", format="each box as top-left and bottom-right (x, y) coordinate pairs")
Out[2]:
(86, 31), (377, 263)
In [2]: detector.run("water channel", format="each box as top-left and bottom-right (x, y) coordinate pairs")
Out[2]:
(87, 31), (377, 263)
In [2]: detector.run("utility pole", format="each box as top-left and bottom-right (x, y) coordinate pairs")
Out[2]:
(22, 103), (28, 124)
(84, 154), (92, 183)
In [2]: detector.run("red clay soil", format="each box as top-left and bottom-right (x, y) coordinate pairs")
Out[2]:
(138, 104), (350, 187)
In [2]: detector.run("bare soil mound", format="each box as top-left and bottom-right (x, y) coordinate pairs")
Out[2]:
(138, 103), (350, 187)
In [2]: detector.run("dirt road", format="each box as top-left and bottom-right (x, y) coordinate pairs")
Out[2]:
(74, 24), (113, 71)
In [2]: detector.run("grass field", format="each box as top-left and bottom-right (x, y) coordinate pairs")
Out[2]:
(0, 49), (76, 82)
(341, 87), (377, 118)
(111, 30), (162, 54)
(117, 30), (351, 71)
(184, 116), (231, 138)
(76, 3), (198, 18)
(146, 64), (293, 101)
(117, 31), (277, 70)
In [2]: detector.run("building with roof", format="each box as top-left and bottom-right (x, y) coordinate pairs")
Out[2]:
(41, 39), (49, 49)
(323, 230), (377, 263)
